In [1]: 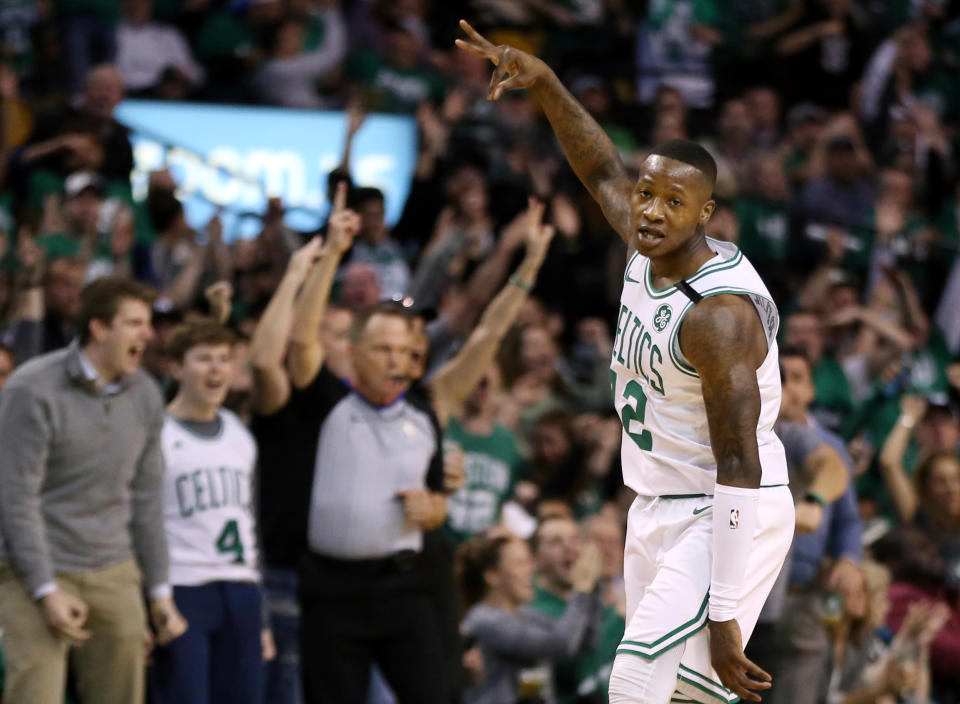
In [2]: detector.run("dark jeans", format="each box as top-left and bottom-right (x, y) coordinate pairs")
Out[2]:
(263, 567), (304, 704)
(299, 552), (448, 704)
(150, 581), (263, 704)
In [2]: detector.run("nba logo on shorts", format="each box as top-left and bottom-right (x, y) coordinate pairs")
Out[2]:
(729, 508), (740, 529)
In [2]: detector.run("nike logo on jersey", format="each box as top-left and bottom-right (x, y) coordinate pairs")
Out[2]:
(692, 505), (711, 515)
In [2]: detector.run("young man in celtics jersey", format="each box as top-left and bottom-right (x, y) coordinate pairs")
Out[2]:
(152, 321), (268, 704)
(458, 21), (795, 704)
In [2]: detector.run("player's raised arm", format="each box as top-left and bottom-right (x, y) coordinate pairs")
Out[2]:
(679, 294), (773, 703)
(456, 20), (634, 244)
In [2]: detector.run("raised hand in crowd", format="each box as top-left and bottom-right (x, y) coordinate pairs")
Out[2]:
(570, 542), (603, 594)
(204, 280), (234, 325)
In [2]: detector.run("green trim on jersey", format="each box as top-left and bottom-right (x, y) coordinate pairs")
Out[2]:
(659, 493), (709, 499)
(624, 251), (642, 283)
(677, 664), (740, 703)
(617, 594), (708, 659)
(642, 250), (744, 299)
(666, 285), (777, 379)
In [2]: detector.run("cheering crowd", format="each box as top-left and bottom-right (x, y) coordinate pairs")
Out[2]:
(0, 0), (960, 703)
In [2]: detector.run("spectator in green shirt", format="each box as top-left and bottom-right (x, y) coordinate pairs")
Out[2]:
(346, 22), (445, 114)
(735, 153), (791, 278)
(529, 515), (624, 704)
(444, 362), (524, 545)
(784, 309), (856, 438)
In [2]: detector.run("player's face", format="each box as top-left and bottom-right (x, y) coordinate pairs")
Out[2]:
(534, 519), (581, 589)
(780, 355), (814, 421)
(492, 538), (535, 606)
(351, 314), (412, 404)
(630, 155), (714, 256)
(175, 343), (234, 408)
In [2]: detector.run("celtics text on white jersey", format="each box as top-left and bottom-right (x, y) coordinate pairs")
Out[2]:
(610, 238), (789, 498)
(161, 410), (260, 586)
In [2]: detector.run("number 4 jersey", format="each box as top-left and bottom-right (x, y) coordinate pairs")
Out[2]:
(611, 238), (788, 498)
(161, 410), (260, 586)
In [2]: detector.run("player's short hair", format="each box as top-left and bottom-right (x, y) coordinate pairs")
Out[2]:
(349, 301), (412, 342)
(167, 320), (236, 362)
(77, 276), (156, 345)
(648, 139), (717, 191)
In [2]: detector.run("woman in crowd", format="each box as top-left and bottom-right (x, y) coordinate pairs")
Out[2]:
(456, 533), (602, 704)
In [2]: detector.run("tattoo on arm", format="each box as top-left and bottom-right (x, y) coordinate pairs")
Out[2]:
(531, 76), (633, 242)
(679, 296), (768, 488)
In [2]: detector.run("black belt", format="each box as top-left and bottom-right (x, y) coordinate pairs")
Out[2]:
(307, 549), (421, 576)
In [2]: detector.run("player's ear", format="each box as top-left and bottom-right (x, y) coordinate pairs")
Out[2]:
(699, 199), (716, 226)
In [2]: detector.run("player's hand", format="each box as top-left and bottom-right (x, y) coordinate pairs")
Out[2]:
(40, 588), (91, 644)
(150, 596), (188, 646)
(455, 20), (554, 100)
(326, 181), (361, 255)
(708, 619), (772, 702)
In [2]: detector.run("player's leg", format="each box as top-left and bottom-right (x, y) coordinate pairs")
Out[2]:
(608, 642), (686, 704)
(210, 581), (264, 704)
(149, 583), (217, 704)
(612, 497), (713, 703)
(676, 486), (795, 703)
(622, 496), (661, 630)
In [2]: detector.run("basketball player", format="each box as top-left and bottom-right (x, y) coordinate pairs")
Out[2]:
(457, 22), (794, 704)
(152, 321), (267, 704)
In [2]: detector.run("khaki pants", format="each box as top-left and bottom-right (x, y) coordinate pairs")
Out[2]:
(0, 558), (147, 704)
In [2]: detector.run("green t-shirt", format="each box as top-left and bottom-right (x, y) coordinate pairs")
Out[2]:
(442, 417), (522, 545)
(811, 356), (856, 439)
(347, 49), (446, 113)
(194, 10), (257, 61)
(529, 587), (625, 704)
(734, 197), (790, 266)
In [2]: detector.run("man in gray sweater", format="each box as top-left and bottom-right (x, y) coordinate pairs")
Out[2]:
(0, 275), (187, 704)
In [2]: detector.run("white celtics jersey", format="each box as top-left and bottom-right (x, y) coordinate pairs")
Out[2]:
(161, 410), (259, 586)
(611, 238), (788, 498)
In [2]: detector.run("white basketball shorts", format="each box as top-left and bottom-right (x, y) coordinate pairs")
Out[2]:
(616, 486), (794, 703)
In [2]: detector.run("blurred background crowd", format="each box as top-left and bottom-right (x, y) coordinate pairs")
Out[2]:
(0, 0), (959, 703)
